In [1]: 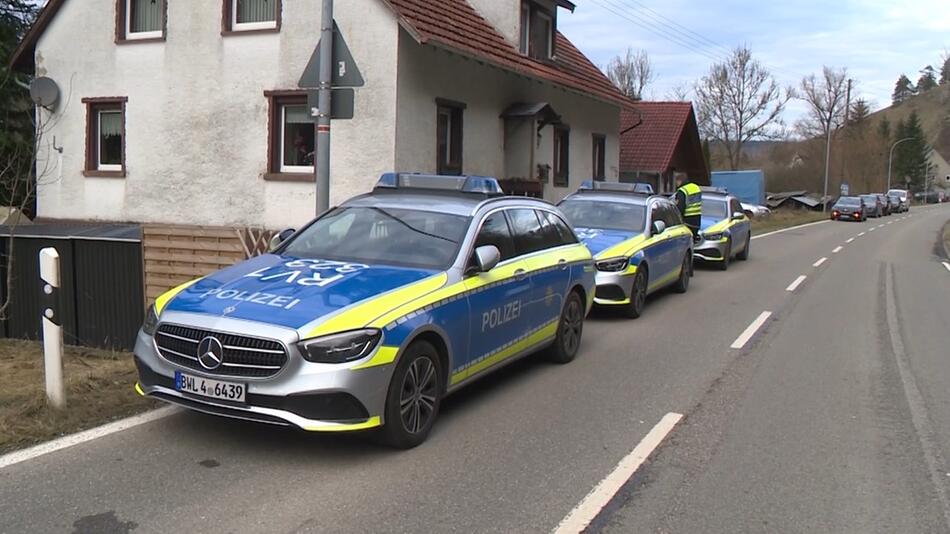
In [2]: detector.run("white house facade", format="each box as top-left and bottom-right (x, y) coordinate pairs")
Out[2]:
(14, 0), (625, 230)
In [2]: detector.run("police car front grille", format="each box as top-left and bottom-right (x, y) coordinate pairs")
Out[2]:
(155, 324), (288, 378)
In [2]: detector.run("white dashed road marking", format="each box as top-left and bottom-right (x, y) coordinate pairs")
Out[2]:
(878, 224), (885, 228)
(944, 262), (950, 273)
(786, 275), (807, 292)
(731, 311), (773, 350)
(832, 246), (843, 253)
(813, 257), (828, 267)
(859, 232), (866, 236)
(869, 227), (876, 232)
(846, 238), (855, 243)
(553, 413), (684, 534)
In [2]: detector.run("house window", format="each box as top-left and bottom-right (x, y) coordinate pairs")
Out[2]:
(265, 92), (314, 180)
(520, 1), (554, 59)
(83, 97), (127, 177)
(553, 126), (570, 187)
(436, 99), (465, 175)
(225, 0), (280, 32)
(117, 0), (165, 41)
(592, 134), (606, 181)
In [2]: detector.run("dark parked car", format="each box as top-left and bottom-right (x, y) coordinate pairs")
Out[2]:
(877, 194), (893, 215)
(860, 194), (883, 217)
(831, 196), (867, 221)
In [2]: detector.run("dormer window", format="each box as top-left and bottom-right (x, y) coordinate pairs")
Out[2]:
(520, 1), (554, 59)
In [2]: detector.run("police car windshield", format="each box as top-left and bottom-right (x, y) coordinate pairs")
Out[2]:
(702, 199), (728, 219)
(282, 207), (469, 270)
(558, 199), (646, 233)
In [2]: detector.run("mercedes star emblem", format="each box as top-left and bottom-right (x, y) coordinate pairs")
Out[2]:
(197, 336), (224, 370)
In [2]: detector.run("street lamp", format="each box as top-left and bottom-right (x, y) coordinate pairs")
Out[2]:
(887, 137), (915, 191)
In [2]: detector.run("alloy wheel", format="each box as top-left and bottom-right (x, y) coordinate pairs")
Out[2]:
(399, 357), (438, 434)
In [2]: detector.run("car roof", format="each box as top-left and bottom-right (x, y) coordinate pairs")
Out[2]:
(702, 193), (730, 201)
(343, 190), (553, 217)
(561, 191), (664, 206)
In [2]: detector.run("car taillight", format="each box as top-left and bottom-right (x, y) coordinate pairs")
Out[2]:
(832, 211), (839, 217)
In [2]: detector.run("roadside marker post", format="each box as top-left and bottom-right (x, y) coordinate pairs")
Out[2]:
(39, 247), (65, 409)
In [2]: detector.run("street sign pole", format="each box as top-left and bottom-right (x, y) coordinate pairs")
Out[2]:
(316, 0), (334, 215)
(39, 247), (65, 409)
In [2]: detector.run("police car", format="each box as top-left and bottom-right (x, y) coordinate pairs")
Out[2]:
(694, 189), (751, 270)
(557, 181), (693, 319)
(134, 174), (595, 448)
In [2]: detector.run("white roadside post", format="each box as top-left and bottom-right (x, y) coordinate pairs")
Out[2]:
(39, 247), (65, 409)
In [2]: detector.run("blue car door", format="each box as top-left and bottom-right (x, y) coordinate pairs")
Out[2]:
(459, 210), (532, 381)
(643, 203), (670, 289)
(506, 209), (563, 329)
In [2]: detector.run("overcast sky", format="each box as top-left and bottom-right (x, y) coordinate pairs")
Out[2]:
(559, 0), (949, 121)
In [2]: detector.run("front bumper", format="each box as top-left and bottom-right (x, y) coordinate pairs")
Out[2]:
(593, 268), (636, 305)
(694, 237), (729, 262)
(133, 312), (394, 432)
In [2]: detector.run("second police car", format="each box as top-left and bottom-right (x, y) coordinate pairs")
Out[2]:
(557, 182), (693, 319)
(694, 189), (752, 270)
(134, 174), (595, 448)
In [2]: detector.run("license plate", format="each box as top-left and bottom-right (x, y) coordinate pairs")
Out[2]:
(175, 371), (246, 403)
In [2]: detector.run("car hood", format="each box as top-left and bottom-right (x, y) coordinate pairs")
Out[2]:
(700, 215), (728, 231)
(162, 254), (442, 329)
(575, 227), (645, 258)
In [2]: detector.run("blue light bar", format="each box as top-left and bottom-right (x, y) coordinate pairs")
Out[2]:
(578, 181), (652, 194)
(375, 173), (504, 195)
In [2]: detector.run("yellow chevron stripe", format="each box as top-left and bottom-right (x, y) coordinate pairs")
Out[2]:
(449, 319), (558, 385)
(154, 278), (201, 315)
(350, 345), (400, 370)
(304, 416), (381, 432)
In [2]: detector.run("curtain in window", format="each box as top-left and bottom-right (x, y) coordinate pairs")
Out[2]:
(237, 0), (275, 24)
(100, 112), (122, 137)
(99, 111), (123, 166)
(130, 0), (162, 33)
(283, 105), (314, 168)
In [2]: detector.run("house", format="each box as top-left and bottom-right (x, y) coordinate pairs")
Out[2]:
(11, 0), (626, 230)
(618, 102), (708, 194)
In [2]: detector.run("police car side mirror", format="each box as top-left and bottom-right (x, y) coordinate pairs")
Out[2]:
(268, 228), (296, 252)
(651, 220), (667, 236)
(732, 212), (744, 220)
(472, 245), (501, 274)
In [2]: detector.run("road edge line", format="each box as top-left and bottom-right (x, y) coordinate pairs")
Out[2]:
(0, 406), (178, 470)
(552, 412), (683, 534)
(751, 219), (830, 241)
(731, 311), (772, 349)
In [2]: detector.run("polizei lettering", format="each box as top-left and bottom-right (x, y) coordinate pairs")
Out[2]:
(199, 289), (302, 310)
(481, 300), (521, 332)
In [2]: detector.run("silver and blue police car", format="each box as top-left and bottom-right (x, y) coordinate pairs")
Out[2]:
(694, 190), (752, 270)
(134, 174), (595, 448)
(557, 181), (693, 319)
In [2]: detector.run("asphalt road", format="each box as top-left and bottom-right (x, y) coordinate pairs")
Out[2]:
(2, 205), (949, 534)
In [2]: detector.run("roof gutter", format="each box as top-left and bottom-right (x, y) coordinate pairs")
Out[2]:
(620, 109), (644, 136)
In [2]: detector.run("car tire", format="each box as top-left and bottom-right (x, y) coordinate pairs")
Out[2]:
(717, 240), (731, 271)
(378, 340), (443, 449)
(737, 233), (750, 261)
(672, 254), (691, 294)
(622, 267), (648, 319)
(547, 290), (585, 364)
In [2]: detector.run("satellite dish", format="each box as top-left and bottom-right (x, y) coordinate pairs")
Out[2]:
(29, 77), (60, 109)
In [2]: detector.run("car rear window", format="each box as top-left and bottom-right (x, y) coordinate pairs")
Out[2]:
(838, 197), (861, 206)
(282, 207), (470, 269)
(558, 199), (646, 233)
(701, 199), (728, 219)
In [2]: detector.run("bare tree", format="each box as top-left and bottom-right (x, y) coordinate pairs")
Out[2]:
(665, 82), (691, 102)
(694, 46), (793, 170)
(606, 48), (655, 101)
(797, 66), (849, 209)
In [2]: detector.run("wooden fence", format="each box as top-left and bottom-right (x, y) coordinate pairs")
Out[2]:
(142, 225), (273, 304)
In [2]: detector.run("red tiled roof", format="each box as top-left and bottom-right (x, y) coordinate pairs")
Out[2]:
(382, 0), (627, 105)
(620, 102), (695, 172)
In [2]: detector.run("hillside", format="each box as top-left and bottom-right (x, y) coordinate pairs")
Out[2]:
(867, 85), (950, 158)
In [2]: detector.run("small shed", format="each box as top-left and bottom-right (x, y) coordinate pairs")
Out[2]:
(619, 102), (709, 194)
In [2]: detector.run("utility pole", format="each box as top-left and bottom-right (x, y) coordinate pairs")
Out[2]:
(315, 0), (334, 215)
(822, 124), (832, 212)
(841, 78), (852, 187)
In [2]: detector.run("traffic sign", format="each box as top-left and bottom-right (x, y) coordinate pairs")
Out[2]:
(299, 21), (365, 88)
(839, 182), (849, 196)
(308, 88), (354, 120)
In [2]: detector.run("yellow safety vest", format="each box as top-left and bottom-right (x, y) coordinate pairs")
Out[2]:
(678, 183), (702, 218)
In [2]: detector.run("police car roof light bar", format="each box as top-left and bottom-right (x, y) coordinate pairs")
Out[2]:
(577, 181), (652, 195)
(376, 173), (504, 196)
(700, 186), (729, 195)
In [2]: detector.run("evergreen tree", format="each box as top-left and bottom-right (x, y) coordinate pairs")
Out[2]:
(877, 117), (891, 141)
(941, 55), (950, 85)
(0, 0), (38, 209)
(850, 99), (870, 123)
(892, 74), (915, 105)
(917, 65), (938, 92)
(892, 112), (931, 191)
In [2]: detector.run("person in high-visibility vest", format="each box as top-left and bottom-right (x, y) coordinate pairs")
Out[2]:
(675, 177), (702, 235)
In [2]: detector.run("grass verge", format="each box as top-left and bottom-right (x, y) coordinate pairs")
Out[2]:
(751, 210), (828, 235)
(943, 220), (950, 259)
(0, 339), (155, 454)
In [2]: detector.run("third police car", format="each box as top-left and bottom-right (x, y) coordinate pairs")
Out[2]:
(694, 189), (752, 270)
(558, 182), (693, 319)
(134, 174), (594, 448)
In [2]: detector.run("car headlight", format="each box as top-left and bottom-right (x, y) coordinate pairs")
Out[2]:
(298, 329), (382, 364)
(142, 305), (159, 336)
(703, 232), (725, 241)
(595, 257), (628, 272)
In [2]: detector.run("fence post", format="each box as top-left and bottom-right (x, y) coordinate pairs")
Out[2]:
(39, 247), (65, 409)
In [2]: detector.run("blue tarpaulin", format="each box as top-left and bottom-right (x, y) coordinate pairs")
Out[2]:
(711, 170), (765, 205)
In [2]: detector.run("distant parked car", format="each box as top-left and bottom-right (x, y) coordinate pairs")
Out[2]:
(740, 202), (771, 218)
(860, 194), (883, 217)
(887, 188), (910, 212)
(831, 196), (867, 221)
(877, 194), (894, 215)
